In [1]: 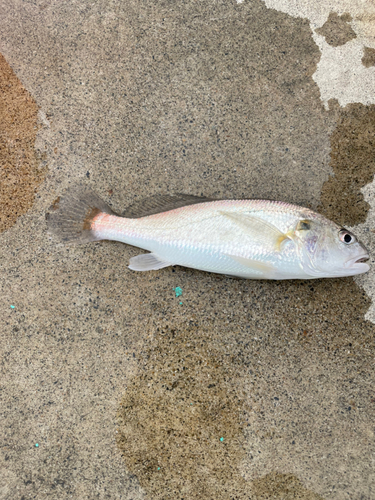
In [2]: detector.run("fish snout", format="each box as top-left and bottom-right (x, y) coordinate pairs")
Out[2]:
(345, 253), (370, 273)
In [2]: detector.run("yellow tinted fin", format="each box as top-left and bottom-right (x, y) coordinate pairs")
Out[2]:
(220, 211), (290, 251)
(275, 233), (291, 251)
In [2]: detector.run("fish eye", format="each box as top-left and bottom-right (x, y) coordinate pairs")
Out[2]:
(339, 230), (356, 244)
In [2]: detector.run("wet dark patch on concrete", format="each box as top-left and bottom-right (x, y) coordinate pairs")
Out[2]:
(319, 103), (375, 226)
(117, 273), (374, 498)
(316, 13), (357, 47)
(116, 322), (331, 499)
(250, 472), (323, 499)
(0, 53), (44, 233)
(117, 325), (249, 499)
(96, 0), (335, 209)
(362, 46), (375, 68)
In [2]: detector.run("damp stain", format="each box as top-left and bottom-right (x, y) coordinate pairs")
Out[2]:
(0, 53), (44, 233)
(249, 472), (323, 500)
(116, 272), (375, 498)
(316, 12), (357, 47)
(117, 325), (249, 499)
(116, 325), (330, 499)
(108, 0), (336, 208)
(319, 103), (375, 226)
(362, 46), (375, 68)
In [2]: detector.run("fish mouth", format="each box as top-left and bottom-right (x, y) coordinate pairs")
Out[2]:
(355, 256), (370, 264)
(345, 254), (370, 272)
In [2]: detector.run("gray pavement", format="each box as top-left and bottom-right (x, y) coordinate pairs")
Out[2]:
(0, 1), (374, 499)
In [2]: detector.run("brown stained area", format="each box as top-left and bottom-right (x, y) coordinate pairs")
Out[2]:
(250, 472), (323, 500)
(50, 196), (60, 211)
(82, 207), (102, 230)
(319, 104), (375, 226)
(362, 46), (375, 68)
(117, 326), (248, 499)
(118, 271), (375, 500)
(117, 276), (374, 499)
(117, 324), (330, 499)
(0, 53), (44, 233)
(316, 13), (357, 47)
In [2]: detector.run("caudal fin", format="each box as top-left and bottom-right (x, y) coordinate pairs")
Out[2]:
(46, 184), (115, 243)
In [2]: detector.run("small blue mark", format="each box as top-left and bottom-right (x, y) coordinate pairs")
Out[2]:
(157, 467), (161, 471)
(179, 301), (183, 305)
(174, 287), (183, 298)
(10, 305), (15, 309)
(220, 437), (224, 442)
(35, 443), (39, 448)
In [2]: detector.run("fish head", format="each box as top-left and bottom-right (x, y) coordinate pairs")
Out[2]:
(293, 219), (370, 278)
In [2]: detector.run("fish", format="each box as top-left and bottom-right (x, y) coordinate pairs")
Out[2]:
(46, 185), (370, 280)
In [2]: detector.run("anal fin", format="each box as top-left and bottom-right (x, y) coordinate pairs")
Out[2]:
(128, 253), (172, 272)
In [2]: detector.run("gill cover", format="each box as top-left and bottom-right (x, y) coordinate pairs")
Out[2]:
(292, 219), (325, 277)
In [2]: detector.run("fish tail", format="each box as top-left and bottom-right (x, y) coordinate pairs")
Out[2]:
(46, 184), (115, 244)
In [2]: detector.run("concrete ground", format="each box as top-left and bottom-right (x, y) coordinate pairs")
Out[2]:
(0, 1), (374, 499)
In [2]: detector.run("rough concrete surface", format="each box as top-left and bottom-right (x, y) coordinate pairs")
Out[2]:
(0, 0), (374, 499)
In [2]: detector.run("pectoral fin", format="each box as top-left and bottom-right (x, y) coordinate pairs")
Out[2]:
(128, 253), (172, 271)
(220, 211), (291, 250)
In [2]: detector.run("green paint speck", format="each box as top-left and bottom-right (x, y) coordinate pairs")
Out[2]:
(174, 287), (183, 297)
(35, 443), (39, 447)
(220, 437), (224, 442)
(10, 305), (15, 309)
(157, 467), (161, 471)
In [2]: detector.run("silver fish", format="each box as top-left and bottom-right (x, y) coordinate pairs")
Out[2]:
(47, 186), (370, 280)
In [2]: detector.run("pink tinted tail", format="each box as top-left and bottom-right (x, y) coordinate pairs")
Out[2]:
(46, 184), (115, 244)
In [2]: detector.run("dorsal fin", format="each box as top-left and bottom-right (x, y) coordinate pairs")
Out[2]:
(123, 194), (213, 218)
